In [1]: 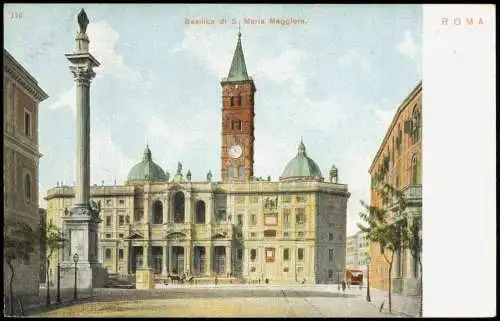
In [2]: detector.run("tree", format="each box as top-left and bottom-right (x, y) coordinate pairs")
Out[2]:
(44, 222), (66, 306)
(3, 216), (39, 316)
(357, 183), (406, 314)
(382, 183), (423, 317)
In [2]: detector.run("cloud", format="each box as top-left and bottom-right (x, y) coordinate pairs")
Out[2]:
(89, 127), (136, 185)
(257, 48), (309, 96)
(171, 25), (233, 77)
(49, 20), (145, 115)
(148, 115), (207, 154)
(338, 49), (371, 75)
(396, 30), (420, 60)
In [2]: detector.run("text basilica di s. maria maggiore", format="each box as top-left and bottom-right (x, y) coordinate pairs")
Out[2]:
(45, 31), (350, 285)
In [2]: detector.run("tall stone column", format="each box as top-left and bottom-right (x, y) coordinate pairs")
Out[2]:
(60, 9), (105, 290)
(185, 243), (191, 273)
(162, 245), (168, 276)
(205, 246), (212, 276)
(226, 245), (232, 276)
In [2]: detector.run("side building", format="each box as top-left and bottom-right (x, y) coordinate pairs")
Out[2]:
(3, 49), (49, 303)
(368, 81), (422, 295)
(45, 143), (349, 285)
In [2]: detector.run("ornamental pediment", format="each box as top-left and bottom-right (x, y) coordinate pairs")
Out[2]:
(166, 232), (187, 240)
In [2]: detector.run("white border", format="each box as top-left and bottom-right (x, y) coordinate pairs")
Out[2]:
(423, 4), (496, 317)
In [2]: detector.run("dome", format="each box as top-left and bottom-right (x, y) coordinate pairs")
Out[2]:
(126, 146), (168, 183)
(279, 139), (324, 182)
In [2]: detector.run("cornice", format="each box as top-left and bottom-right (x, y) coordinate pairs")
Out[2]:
(368, 81), (422, 173)
(3, 49), (49, 102)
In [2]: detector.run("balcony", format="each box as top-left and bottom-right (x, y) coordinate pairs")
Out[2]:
(386, 184), (422, 210)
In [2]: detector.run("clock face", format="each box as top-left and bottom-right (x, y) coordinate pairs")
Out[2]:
(229, 144), (243, 158)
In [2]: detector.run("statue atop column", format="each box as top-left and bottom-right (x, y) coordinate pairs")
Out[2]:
(77, 9), (89, 34)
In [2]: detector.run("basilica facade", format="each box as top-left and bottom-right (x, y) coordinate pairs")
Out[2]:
(44, 32), (349, 284)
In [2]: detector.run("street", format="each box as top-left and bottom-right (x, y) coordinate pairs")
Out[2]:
(30, 285), (405, 317)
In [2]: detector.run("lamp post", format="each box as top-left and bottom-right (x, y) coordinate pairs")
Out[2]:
(56, 233), (65, 304)
(73, 253), (79, 300)
(366, 256), (371, 302)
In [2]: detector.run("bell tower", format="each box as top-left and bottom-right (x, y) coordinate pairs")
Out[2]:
(220, 31), (256, 183)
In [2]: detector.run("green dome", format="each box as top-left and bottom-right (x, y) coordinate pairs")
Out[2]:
(280, 140), (324, 182)
(126, 146), (168, 183)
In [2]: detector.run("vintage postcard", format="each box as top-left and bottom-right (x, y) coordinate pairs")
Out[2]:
(3, 3), (495, 318)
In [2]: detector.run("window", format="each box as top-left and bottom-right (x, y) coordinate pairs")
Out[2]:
(412, 106), (421, 143)
(231, 119), (241, 131)
(237, 214), (243, 226)
(239, 166), (244, 179)
(298, 248), (304, 260)
(24, 111), (31, 137)
(227, 166), (233, 182)
(283, 248), (289, 261)
(125, 216), (130, 224)
(328, 269), (334, 279)
(106, 233), (111, 238)
(173, 191), (185, 223)
(135, 211), (143, 222)
(105, 249), (112, 259)
(265, 248), (275, 262)
(283, 232), (289, 238)
(264, 230), (276, 237)
(119, 233), (124, 238)
(230, 96), (234, 107)
(250, 249), (257, 261)
(329, 233), (333, 241)
(283, 211), (290, 227)
(119, 215), (125, 226)
(234, 94), (241, 106)
(196, 200), (206, 224)
(106, 199), (112, 206)
(283, 267), (289, 272)
(412, 154), (419, 185)
(250, 232), (256, 238)
(153, 200), (163, 224)
(118, 249), (124, 260)
(297, 231), (304, 238)
(24, 173), (32, 201)
(250, 266), (256, 272)
(237, 248), (243, 260)
(250, 214), (257, 226)
(296, 210), (305, 225)
(329, 249), (334, 262)
(105, 216), (112, 226)
(119, 199), (125, 205)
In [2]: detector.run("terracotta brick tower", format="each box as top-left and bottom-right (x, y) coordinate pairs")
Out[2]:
(220, 31), (256, 183)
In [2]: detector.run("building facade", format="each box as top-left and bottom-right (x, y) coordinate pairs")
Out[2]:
(368, 81), (422, 295)
(346, 231), (370, 270)
(44, 33), (350, 285)
(3, 49), (49, 302)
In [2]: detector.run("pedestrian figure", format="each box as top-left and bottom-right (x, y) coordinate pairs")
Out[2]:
(258, 278), (261, 284)
(341, 280), (346, 291)
(215, 276), (218, 285)
(347, 280), (351, 289)
(302, 279), (305, 284)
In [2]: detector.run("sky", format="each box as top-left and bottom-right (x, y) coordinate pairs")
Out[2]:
(4, 4), (422, 236)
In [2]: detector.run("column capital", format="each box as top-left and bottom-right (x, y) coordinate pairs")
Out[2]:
(69, 64), (96, 84)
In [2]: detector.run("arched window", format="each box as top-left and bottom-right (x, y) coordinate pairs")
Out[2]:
(412, 154), (419, 185)
(152, 200), (163, 224)
(230, 96), (234, 107)
(227, 166), (234, 182)
(234, 94), (241, 106)
(412, 106), (421, 143)
(173, 191), (185, 223)
(239, 166), (244, 180)
(24, 173), (32, 201)
(195, 200), (206, 224)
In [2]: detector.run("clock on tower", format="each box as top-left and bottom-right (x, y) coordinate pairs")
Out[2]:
(220, 31), (256, 183)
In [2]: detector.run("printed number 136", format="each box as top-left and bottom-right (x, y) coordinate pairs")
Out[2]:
(11, 12), (23, 19)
